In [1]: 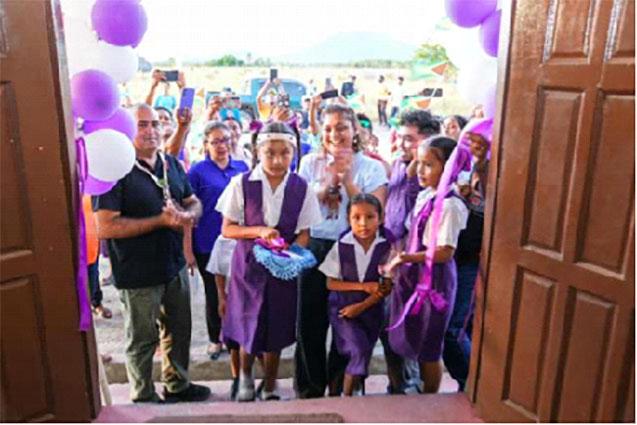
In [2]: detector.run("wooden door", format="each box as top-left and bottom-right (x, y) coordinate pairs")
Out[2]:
(0, 0), (99, 421)
(474, 0), (634, 422)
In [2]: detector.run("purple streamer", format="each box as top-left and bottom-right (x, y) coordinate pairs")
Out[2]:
(388, 144), (472, 331)
(75, 137), (92, 332)
(389, 117), (494, 331)
(249, 120), (264, 133)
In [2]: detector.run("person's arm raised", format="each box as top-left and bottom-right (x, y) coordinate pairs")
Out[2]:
(164, 107), (192, 157)
(145, 70), (164, 106)
(309, 95), (321, 135)
(256, 79), (272, 111)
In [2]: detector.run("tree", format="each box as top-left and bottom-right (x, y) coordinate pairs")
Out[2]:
(414, 43), (449, 64)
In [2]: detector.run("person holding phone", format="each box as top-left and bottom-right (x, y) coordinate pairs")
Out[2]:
(145, 69), (186, 113)
(295, 103), (388, 398)
(256, 74), (285, 120)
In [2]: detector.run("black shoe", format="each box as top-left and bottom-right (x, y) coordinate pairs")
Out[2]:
(132, 393), (164, 404)
(230, 378), (239, 401)
(163, 383), (211, 403)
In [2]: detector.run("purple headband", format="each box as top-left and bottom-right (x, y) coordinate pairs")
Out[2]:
(458, 117), (494, 150)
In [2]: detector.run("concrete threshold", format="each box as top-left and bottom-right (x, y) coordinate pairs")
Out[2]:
(97, 377), (481, 423)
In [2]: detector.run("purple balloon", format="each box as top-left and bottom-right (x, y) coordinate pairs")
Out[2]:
(84, 174), (116, 195)
(83, 107), (137, 140)
(91, 0), (148, 47)
(71, 70), (119, 121)
(480, 9), (501, 57)
(445, 0), (497, 28)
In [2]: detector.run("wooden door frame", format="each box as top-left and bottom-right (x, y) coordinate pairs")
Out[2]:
(46, 0), (101, 417)
(37, 0), (522, 418)
(466, 0), (515, 404)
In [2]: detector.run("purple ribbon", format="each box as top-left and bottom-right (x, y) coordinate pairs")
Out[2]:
(255, 237), (291, 258)
(75, 137), (92, 332)
(388, 144), (473, 331)
(249, 115), (299, 134)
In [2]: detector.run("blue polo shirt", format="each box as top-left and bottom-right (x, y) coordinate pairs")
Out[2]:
(188, 157), (249, 254)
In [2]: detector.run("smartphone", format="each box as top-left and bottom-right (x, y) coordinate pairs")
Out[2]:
(270, 68), (278, 81)
(163, 70), (179, 82)
(179, 87), (195, 110)
(277, 94), (290, 108)
(320, 89), (339, 100)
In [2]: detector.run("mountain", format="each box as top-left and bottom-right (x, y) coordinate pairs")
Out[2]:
(277, 32), (417, 64)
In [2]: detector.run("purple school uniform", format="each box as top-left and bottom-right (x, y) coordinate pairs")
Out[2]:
(328, 229), (393, 377)
(384, 160), (420, 241)
(222, 172), (307, 354)
(388, 192), (460, 362)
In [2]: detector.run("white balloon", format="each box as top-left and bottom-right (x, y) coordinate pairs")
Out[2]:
(92, 41), (139, 83)
(457, 55), (498, 104)
(481, 82), (498, 118)
(444, 27), (492, 69)
(85, 129), (135, 182)
(60, 0), (95, 23)
(63, 17), (99, 75)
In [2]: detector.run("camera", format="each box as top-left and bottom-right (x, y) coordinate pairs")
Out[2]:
(277, 94), (290, 108)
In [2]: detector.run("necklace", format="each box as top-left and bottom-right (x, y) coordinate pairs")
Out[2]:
(134, 152), (171, 201)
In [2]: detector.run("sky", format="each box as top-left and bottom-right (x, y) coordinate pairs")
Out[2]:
(135, 0), (449, 62)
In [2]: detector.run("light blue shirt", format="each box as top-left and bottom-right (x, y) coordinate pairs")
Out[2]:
(298, 151), (388, 241)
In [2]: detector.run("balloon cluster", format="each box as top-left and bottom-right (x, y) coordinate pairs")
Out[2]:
(443, 0), (502, 118)
(61, 0), (148, 194)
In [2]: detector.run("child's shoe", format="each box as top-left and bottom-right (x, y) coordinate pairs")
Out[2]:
(258, 382), (280, 401)
(237, 374), (255, 402)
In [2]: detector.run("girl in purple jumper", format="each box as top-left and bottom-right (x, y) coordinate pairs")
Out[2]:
(320, 194), (393, 396)
(216, 122), (322, 402)
(387, 136), (468, 393)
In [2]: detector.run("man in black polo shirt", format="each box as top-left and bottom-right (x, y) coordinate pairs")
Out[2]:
(95, 104), (207, 403)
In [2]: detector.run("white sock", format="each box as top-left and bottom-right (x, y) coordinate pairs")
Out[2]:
(240, 369), (253, 382)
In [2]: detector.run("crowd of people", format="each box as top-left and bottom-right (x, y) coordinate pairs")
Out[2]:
(86, 70), (491, 404)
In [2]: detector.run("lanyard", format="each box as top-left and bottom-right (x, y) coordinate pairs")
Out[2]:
(135, 152), (171, 202)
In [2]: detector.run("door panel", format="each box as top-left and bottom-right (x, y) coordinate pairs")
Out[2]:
(0, 0), (98, 421)
(474, 0), (634, 422)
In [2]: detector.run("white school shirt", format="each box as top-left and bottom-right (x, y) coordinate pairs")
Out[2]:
(205, 236), (236, 282)
(215, 164), (323, 233)
(405, 187), (469, 249)
(298, 151), (388, 241)
(319, 230), (386, 282)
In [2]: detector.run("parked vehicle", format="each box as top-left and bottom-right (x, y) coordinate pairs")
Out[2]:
(239, 78), (307, 119)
